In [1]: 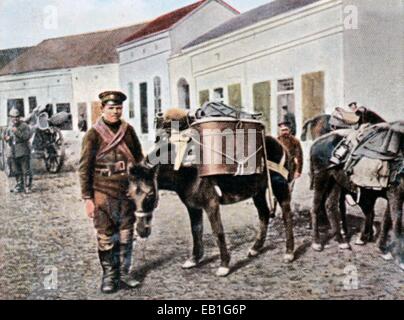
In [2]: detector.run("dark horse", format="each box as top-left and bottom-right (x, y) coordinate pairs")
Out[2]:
(128, 135), (295, 277)
(309, 126), (403, 270)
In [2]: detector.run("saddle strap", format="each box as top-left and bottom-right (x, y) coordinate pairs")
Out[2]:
(267, 153), (289, 180)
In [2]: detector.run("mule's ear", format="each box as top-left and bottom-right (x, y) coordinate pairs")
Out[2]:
(127, 162), (134, 175)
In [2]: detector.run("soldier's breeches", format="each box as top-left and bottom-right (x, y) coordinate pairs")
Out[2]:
(93, 191), (135, 251)
(13, 156), (31, 177)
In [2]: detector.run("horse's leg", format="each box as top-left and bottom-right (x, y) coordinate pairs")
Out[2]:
(325, 184), (351, 250)
(356, 192), (377, 245)
(386, 187), (403, 270)
(182, 206), (204, 269)
(204, 201), (231, 277)
(249, 189), (270, 257)
(272, 175), (295, 262)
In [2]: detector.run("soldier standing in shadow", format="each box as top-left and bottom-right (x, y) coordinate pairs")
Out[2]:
(2, 108), (33, 193)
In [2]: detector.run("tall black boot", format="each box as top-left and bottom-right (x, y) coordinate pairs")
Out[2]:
(98, 247), (120, 294)
(120, 242), (140, 288)
(11, 175), (24, 193)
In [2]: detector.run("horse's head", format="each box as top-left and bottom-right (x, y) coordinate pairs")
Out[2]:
(127, 160), (159, 239)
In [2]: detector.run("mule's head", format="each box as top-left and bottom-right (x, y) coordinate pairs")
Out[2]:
(128, 161), (159, 239)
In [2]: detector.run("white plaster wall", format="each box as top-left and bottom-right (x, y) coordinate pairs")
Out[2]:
(343, 0), (403, 121)
(170, 0), (344, 136)
(0, 70), (73, 127)
(71, 63), (120, 128)
(170, 0), (238, 54)
(119, 34), (172, 141)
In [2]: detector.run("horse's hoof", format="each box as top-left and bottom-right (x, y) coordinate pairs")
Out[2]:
(283, 253), (295, 263)
(181, 258), (200, 269)
(312, 243), (323, 252)
(339, 243), (351, 250)
(354, 238), (366, 246)
(248, 249), (259, 257)
(381, 252), (394, 261)
(216, 267), (230, 277)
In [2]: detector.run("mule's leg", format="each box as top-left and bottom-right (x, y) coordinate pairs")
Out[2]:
(182, 207), (204, 269)
(387, 188), (403, 270)
(204, 201), (231, 277)
(356, 192), (377, 245)
(249, 189), (270, 257)
(339, 192), (348, 237)
(310, 174), (328, 251)
(325, 184), (351, 250)
(377, 206), (392, 255)
(272, 175), (295, 262)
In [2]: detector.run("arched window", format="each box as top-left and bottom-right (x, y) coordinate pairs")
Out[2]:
(177, 78), (190, 109)
(153, 77), (162, 114)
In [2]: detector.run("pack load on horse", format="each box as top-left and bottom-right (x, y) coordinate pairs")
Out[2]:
(128, 102), (295, 277)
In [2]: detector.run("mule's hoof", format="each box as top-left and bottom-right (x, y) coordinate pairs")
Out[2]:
(283, 253), (295, 263)
(248, 249), (259, 257)
(381, 252), (394, 261)
(339, 243), (351, 250)
(312, 243), (323, 252)
(216, 267), (230, 277)
(182, 258), (200, 269)
(354, 238), (366, 246)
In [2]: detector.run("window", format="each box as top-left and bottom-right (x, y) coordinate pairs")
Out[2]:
(228, 83), (242, 109)
(28, 97), (37, 113)
(277, 78), (295, 125)
(56, 103), (73, 130)
(213, 88), (224, 103)
(128, 82), (135, 118)
(154, 77), (162, 114)
(199, 90), (210, 106)
(139, 82), (148, 134)
(253, 81), (271, 131)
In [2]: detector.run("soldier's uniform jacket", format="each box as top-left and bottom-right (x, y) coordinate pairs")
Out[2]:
(278, 134), (303, 176)
(2, 122), (31, 158)
(79, 118), (143, 200)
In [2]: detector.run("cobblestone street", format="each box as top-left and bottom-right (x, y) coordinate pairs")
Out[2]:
(0, 170), (403, 300)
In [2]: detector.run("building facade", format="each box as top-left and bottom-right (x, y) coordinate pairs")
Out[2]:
(118, 0), (239, 141)
(169, 0), (403, 137)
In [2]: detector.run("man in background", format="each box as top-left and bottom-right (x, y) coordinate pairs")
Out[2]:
(277, 121), (303, 185)
(2, 108), (33, 193)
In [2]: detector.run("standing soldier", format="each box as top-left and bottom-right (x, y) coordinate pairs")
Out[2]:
(2, 108), (33, 193)
(277, 121), (303, 186)
(79, 91), (144, 293)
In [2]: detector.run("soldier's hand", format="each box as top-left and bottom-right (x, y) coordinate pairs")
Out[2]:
(4, 136), (10, 142)
(85, 199), (95, 219)
(294, 172), (302, 180)
(11, 127), (17, 133)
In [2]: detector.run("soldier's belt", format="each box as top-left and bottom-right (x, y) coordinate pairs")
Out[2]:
(95, 161), (127, 177)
